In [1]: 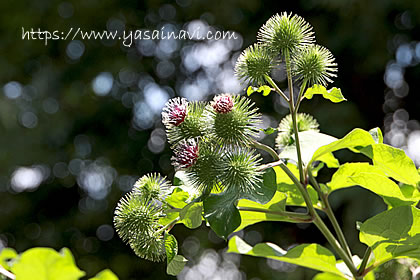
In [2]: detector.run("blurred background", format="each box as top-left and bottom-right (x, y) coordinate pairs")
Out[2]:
(1, 0), (420, 279)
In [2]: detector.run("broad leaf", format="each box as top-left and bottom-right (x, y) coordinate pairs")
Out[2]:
(273, 165), (319, 207)
(179, 202), (203, 229)
(304, 84), (346, 103)
(11, 248), (85, 280)
(0, 248), (17, 270)
(165, 187), (189, 209)
(240, 167), (277, 205)
(164, 233), (178, 264)
(359, 206), (420, 269)
(228, 236), (344, 276)
(247, 85), (271, 96)
(369, 127), (383, 144)
(359, 144), (420, 186)
(166, 255), (187, 276)
(313, 273), (346, 280)
(328, 163), (419, 207)
(310, 128), (376, 164)
(279, 131), (337, 165)
(88, 269), (118, 280)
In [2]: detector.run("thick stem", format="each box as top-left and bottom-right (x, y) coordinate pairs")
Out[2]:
(251, 140), (280, 161)
(237, 207), (313, 223)
(265, 75), (289, 102)
(313, 214), (360, 278)
(308, 171), (353, 259)
(358, 247), (372, 275)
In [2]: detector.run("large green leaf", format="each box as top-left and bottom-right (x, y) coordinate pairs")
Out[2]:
(279, 131), (337, 165)
(240, 167), (277, 204)
(0, 248), (17, 270)
(88, 269), (118, 280)
(310, 128), (376, 164)
(273, 165), (319, 207)
(166, 255), (187, 276)
(11, 248), (85, 280)
(304, 84), (346, 103)
(359, 206), (420, 269)
(228, 236), (344, 276)
(359, 143), (420, 186)
(328, 163), (419, 207)
(312, 273), (347, 280)
(179, 202), (203, 229)
(164, 233), (178, 265)
(236, 191), (293, 232)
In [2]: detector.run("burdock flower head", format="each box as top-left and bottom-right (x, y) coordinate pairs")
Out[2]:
(162, 97), (188, 127)
(293, 44), (337, 86)
(172, 138), (199, 169)
(235, 43), (273, 85)
(276, 113), (319, 150)
(133, 173), (170, 201)
(258, 12), (314, 56)
(211, 93), (234, 114)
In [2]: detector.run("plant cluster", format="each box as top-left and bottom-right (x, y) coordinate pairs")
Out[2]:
(114, 12), (420, 279)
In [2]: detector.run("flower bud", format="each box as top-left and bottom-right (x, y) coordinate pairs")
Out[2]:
(129, 232), (165, 262)
(258, 12), (314, 56)
(212, 93), (234, 114)
(220, 148), (262, 194)
(293, 44), (337, 86)
(162, 97), (188, 127)
(235, 43), (273, 85)
(133, 173), (169, 201)
(206, 95), (261, 146)
(172, 139), (199, 169)
(275, 113), (319, 150)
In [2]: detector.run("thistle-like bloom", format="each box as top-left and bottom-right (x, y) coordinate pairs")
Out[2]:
(162, 97), (188, 127)
(129, 232), (165, 262)
(211, 94), (234, 114)
(133, 173), (170, 201)
(258, 12), (314, 56)
(220, 148), (262, 194)
(293, 44), (337, 86)
(206, 95), (261, 146)
(172, 139), (199, 169)
(235, 43), (273, 85)
(275, 113), (319, 150)
(165, 101), (206, 147)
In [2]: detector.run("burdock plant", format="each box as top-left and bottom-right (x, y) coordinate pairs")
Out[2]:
(114, 12), (420, 279)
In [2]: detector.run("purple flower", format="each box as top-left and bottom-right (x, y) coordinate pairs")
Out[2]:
(162, 97), (188, 127)
(172, 139), (199, 168)
(212, 94), (234, 114)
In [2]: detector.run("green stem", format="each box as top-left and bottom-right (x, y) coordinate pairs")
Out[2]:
(308, 170), (353, 259)
(265, 75), (289, 102)
(313, 214), (360, 278)
(237, 206), (313, 223)
(294, 80), (307, 114)
(285, 51), (305, 183)
(156, 216), (180, 235)
(358, 247), (372, 275)
(252, 140), (280, 161)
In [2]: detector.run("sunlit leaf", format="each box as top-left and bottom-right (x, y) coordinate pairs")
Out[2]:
(0, 248), (17, 270)
(88, 269), (118, 280)
(359, 206), (420, 269)
(164, 233), (178, 265)
(166, 255), (187, 276)
(228, 236), (344, 276)
(304, 84), (346, 103)
(11, 248), (85, 280)
(262, 127), (276, 135)
(369, 127), (383, 144)
(179, 202), (203, 229)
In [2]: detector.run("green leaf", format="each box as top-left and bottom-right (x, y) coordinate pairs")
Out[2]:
(179, 202), (203, 229)
(228, 236), (344, 276)
(172, 172), (201, 199)
(236, 191), (291, 231)
(258, 85), (271, 96)
(247, 86), (256, 96)
(304, 84), (346, 103)
(359, 143), (420, 186)
(164, 233), (178, 265)
(11, 248), (85, 280)
(328, 163), (418, 207)
(369, 127), (383, 144)
(262, 127), (276, 135)
(0, 248), (17, 270)
(310, 128), (376, 164)
(273, 165), (319, 207)
(203, 191), (241, 239)
(88, 269), (118, 280)
(359, 206), (420, 269)
(279, 131), (337, 165)
(240, 168), (277, 204)
(166, 255), (187, 276)
(313, 273), (347, 280)
(165, 187), (189, 209)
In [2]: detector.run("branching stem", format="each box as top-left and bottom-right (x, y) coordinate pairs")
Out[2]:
(237, 206), (313, 223)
